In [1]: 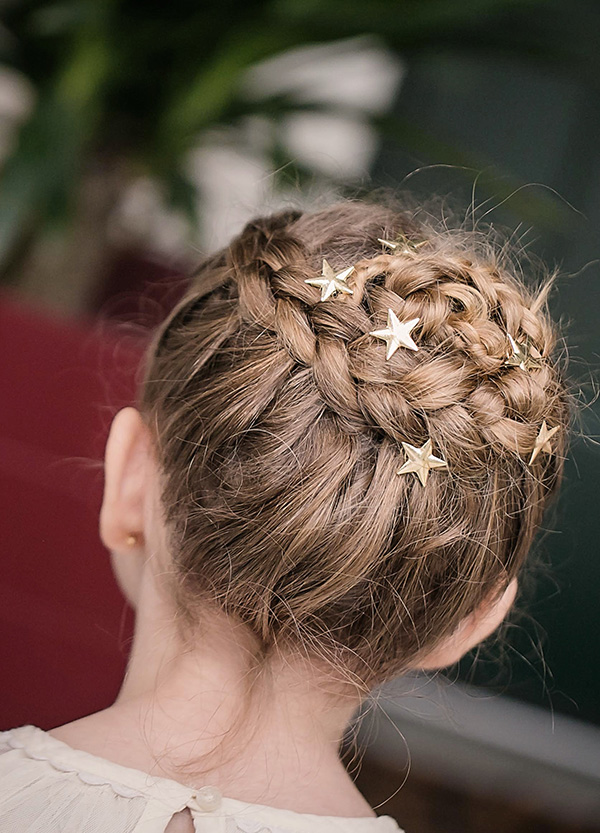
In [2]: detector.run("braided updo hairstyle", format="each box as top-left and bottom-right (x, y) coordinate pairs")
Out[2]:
(140, 200), (569, 689)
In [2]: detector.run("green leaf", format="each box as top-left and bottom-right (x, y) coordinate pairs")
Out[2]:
(55, 30), (111, 112)
(157, 24), (304, 159)
(0, 96), (83, 268)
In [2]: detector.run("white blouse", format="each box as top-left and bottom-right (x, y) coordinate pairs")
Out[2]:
(0, 726), (404, 833)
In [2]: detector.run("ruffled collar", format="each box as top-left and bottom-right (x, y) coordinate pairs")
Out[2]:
(1, 725), (402, 833)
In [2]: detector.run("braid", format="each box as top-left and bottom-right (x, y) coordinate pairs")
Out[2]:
(140, 199), (569, 686)
(220, 215), (564, 469)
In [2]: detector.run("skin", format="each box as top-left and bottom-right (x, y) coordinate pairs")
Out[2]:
(49, 407), (518, 826)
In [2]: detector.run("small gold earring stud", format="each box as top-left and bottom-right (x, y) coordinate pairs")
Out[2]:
(125, 534), (138, 546)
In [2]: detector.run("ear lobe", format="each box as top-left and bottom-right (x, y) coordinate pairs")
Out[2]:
(99, 407), (152, 552)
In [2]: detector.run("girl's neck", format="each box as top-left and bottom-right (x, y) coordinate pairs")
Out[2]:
(50, 565), (374, 818)
(49, 700), (373, 817)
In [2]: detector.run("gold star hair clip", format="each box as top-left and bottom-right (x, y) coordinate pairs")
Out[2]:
(378, 236), (428, 255)
(370, 308), (420, 359)
(305, 259), (355, 301)
(528, 420), (560, 466)
(505, 333), (543, 372)
(397, 438), (448, 487)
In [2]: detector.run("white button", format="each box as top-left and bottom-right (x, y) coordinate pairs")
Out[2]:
(192, 785), (222, 811)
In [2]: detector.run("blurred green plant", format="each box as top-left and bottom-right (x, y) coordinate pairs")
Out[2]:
(0, 0), (598, 309)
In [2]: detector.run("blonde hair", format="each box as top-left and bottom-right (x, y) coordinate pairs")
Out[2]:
(139, 200), (569, 690)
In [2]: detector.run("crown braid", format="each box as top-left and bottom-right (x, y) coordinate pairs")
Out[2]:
(140, 200), (568, 686)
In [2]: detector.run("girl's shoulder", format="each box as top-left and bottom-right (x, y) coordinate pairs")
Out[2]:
(0, 725), (405, 833)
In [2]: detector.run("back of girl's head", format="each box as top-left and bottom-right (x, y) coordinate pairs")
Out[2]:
(139, 198), (569, 690)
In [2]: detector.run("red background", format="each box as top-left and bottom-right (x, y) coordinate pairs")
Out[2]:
(0, 291), (145, 730)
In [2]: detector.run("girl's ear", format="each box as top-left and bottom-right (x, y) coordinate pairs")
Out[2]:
(99, 407), (152, 553)
(413, 577), (519, 671)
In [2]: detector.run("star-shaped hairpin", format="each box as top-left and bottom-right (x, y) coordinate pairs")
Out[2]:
(369, 308), (420, 359)
(505, 333), (543, 372)
(528, 420), (560, 466)
(378, 237), (428, 255)
(397, 439), (448, 487)
(305, 259), (355, 301)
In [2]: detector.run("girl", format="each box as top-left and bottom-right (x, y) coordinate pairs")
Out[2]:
(0, 200), (568, 833)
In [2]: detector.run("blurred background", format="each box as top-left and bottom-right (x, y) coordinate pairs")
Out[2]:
(1, 1), (599, 831)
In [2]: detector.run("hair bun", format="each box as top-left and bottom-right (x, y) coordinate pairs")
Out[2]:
(140, 200), (569, 688)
